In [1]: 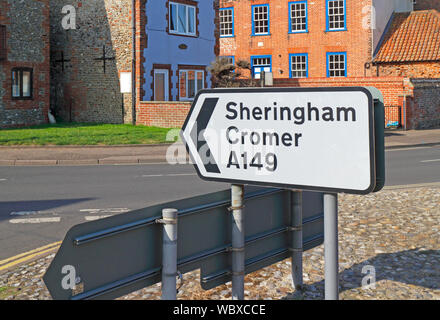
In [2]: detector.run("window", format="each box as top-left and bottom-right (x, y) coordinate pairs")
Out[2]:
(220, 8), (234, 37)
(12, 68), (33, 99)
(154, 69), (169, 101)
(0, 25), (6, 61)
(179, 69), (204, 100)
(169, 1), (197, 36)
(221, 56), (235, 65)
(290, 53), (308, 78)
(327, 52), (347, 77)
(251, 56), (271, 79)
(326, 0), (346, 31)
(252, 4), (270, 36)
(289, 1), (308, 33)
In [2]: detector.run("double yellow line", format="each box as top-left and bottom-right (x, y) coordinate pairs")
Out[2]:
(0, 241), (61, 273)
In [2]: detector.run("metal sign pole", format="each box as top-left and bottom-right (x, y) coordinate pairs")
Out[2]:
(231, 184), (245, 300)
(324, 193), (339, 300)
(290, 190), (303, 291)
(160, 208), (178, 300)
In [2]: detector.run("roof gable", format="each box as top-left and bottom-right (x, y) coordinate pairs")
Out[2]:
(374, 10), (440, 63)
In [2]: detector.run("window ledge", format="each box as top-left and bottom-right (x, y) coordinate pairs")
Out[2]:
(12, 97), (33, 100)
(288, 30), (309, 34)
(251, 33), (271, 37)
(325, 28), (348, 33)
(168, 32), (198, 38)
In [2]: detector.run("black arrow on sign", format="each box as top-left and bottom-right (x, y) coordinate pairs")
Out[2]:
(190, 98), (221, 174)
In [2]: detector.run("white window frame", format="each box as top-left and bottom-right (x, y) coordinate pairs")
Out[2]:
(290, 54), (308, 78)
(252, 4), (270, 36)
(169, 2), (197, 36)
(220, 8), (234, 37)
(289, 1), (307, 33)
(179, 69), (204, 101)
(154, 69), (169, 101)
(326, 0), (346, 31)
(327, 52), (347, 78)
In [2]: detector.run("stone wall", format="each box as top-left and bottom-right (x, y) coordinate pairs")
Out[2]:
(50, 0), (134, 124)
(376, 62), (440, 78)
(414, 0), (440, 12)
(0, 0), (50, 128)
(408, 79), (440, 129)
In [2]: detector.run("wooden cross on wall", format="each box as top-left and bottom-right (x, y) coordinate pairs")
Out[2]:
(53, 51), (71, 72)
(94, 45), (115, 74)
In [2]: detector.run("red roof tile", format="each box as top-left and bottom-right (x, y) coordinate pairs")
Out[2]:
(374, 10), (440, 63)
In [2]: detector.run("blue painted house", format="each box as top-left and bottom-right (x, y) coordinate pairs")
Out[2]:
(143, 0), (218, 102)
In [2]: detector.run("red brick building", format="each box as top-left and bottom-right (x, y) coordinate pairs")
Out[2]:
(219, 0), (440, 129)
(220, 0), (378, 79)
(0, 0), (50, 128)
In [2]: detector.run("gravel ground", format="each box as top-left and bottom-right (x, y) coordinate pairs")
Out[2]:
(1, 185), (439, 300)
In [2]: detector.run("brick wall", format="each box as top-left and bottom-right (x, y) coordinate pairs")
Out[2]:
(220, 0), (374, 79)
(50, 0), (135, 124)
(0, 0), (50, 128)
(274, 76), (410, 105)
(408, 79), (440, 129)
(273, 76), (414, 127)
(136, 101), (191, 128)
(137, 77), (440, 130)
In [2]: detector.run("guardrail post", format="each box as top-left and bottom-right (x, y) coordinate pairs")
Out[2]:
(324, 193), (339, 300)
(290, 190), (303, 291)
(161, 208), (178, 300)
(231, 184), (245, 300)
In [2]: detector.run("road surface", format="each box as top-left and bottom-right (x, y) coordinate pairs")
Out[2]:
(0, 145), (439, 260)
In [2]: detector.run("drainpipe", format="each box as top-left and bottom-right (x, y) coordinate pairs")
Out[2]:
(131, 0), (137, 125)
(403, 80), (407, 131)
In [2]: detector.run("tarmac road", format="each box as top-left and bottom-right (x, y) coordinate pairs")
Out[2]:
(0, 145), (439, 260)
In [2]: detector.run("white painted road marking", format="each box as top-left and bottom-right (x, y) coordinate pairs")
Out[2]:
(387, 147), (432, 152)
(141, 173), (197, 178)
(84, 215), (112, 221)
(421, 159), (440, 163)
(79, 208), (130, 214)
(10, 211), (39, 216)
(9, 217), (61, 224)
(0, 179), (7, 182)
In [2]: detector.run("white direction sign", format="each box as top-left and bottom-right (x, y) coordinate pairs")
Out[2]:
(181, 87), (376, 194)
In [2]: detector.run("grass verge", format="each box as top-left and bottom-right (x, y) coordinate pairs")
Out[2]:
(0, 123), (177, 146)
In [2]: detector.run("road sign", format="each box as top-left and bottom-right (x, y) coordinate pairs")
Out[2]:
(43, 187), (323, 300)
(181, 87), (378, 195)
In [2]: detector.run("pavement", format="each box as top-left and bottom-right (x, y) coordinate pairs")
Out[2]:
(0, 128), (439, 166)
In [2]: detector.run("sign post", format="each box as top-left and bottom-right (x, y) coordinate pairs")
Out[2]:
(159, 208), (178, 300)
(324, 193), (339, 300)
(230, 184), (245, 300)
(181, 86), (385, 300)
(290, 190), (303, 291)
